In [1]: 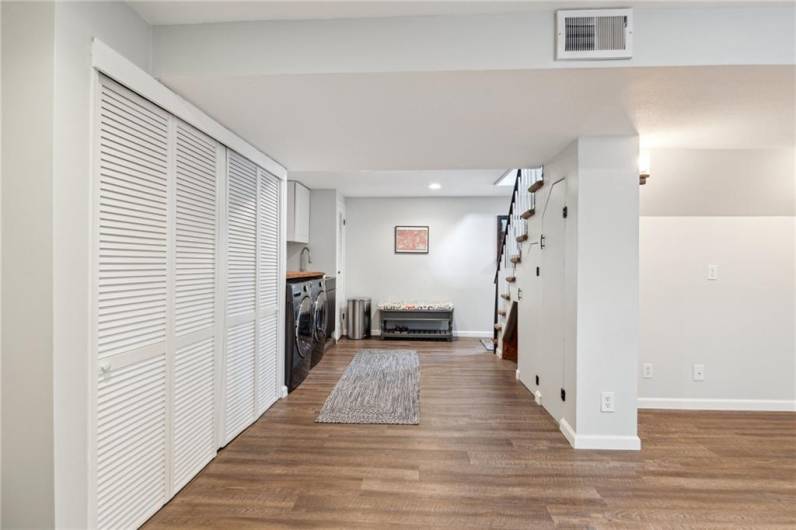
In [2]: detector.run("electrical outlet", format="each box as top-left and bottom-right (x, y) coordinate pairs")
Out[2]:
(707, 264), (718, 280)
(642, 363), (653, 379)
(693, 364), (705, 381)
(601, 392), (616, 413)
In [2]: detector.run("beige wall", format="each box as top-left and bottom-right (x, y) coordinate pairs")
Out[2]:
(639, 148), (795, 409)
(641, 148), (794, 216)
(1, 2), (56, 527)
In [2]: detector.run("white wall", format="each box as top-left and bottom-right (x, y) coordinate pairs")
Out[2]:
(53, 4), (152, 527)
(575, 137), (640, 444)
(345, 196), (507, 336)
(639, 148), (796, 411)
(286, 241), (306, 270)
(307, 189), (338, 275)
(517, 142), (579, 429)
(516, 137), (641, 450)
(1, 2), (153, 527)
(152, 6), (795, 78)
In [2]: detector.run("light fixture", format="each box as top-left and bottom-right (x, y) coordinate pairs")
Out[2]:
(428, 182), (442, 190)
(494, 169), (518, 186)
(638, 150), (651, 185)
(638, 151), (651, 177)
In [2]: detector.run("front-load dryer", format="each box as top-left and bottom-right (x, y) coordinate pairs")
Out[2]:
(309, 278), (328, 368)
(285, 281), (314, 392)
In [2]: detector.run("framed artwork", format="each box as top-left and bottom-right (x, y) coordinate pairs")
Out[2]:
(394, 225), (429, 254)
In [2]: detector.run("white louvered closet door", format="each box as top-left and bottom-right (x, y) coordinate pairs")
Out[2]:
(256, 168), (281, 415)
(95, 76), (169, 529)
(224, 150), (258, 444)
(171, 120), (222, 493)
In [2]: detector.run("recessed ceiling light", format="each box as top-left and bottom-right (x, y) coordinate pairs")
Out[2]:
(428, 182), (442, 190)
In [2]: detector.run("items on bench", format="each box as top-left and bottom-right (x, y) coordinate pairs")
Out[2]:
(378, 302), (454, 341)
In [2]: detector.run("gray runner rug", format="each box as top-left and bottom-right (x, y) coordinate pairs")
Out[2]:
(316, 349), (420, 425)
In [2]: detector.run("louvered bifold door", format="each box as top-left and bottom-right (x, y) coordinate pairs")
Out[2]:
(223, 150), (258, 444)
(170, 120), (221, 493)
(256, 169), (281, 415)
(94, 75), (169, 529)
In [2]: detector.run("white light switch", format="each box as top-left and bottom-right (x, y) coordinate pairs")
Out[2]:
(642, 363), (653, 379)
(693, 364), (705, 381)
(707, 264), (718, 280)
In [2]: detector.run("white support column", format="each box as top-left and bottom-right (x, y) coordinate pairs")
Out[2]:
(570, 136), (641, 450)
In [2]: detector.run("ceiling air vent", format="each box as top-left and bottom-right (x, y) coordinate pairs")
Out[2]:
(556, 8), (633, 60)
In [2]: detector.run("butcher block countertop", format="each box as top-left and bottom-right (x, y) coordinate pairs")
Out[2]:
(286, 271), (325, 280)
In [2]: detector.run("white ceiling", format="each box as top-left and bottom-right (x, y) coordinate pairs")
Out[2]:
(160, 65), (794, 180)
(291, 169), (512, 197)
(131, 1), (788, 26)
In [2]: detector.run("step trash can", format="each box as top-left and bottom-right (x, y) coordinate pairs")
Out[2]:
(346, 298), (371, 339)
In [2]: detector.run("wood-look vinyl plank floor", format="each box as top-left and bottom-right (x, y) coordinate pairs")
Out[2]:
(144, 338), (796, 529)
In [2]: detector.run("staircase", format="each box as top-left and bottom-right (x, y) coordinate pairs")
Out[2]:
(493, 168), (543, 358)
(492, 165), (648, 358)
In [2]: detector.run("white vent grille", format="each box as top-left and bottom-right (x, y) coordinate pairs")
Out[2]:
(557, 9), (632, 60)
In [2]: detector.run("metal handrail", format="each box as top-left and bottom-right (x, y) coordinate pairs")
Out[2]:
(494, 170), (520, 284)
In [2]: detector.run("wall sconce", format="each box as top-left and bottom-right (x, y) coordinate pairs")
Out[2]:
(639, 150), (651, 185)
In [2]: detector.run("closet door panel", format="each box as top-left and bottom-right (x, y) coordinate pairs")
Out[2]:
(224, 151), (258, 443)
(224, 321), (256, 441)
(96, 75), (169, 528)
(256, 169), (281, 414)
(172, 121), (219, 492)
(173, 337), (215, 490)
(226, 153), (258, 319)
(97, 355), (167, 530)
(97, 79), (168, 361)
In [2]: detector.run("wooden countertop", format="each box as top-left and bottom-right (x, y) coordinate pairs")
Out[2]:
(286, 271), (325, 280)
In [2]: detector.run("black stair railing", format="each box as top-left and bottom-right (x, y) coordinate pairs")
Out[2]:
(493, 170), (520, 343)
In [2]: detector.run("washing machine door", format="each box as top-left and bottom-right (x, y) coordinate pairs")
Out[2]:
(313, 291), (328, 341)
(296, 296), (314, 358)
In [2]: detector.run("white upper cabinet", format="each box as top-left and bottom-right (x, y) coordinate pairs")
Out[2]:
(287, 180), (310, 243)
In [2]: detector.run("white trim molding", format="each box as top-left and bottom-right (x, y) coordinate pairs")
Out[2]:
(559, 418), (642, 451)
(91, 39), (287, 181)
(639, 397), (796, 412)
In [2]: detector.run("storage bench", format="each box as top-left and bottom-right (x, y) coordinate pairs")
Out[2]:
(378, 304), (454, 341)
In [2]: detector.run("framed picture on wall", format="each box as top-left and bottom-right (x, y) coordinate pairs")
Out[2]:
(394, 226), (429, 254)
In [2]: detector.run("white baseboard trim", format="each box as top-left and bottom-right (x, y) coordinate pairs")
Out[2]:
(515, 369), (520, 380)
(280, 386), (288, 398)
(534, 390), (542, 405)
(639, 397), (796, 412)
(455, 331), (493, 338)
(559, 418), (641, 451)
(370, 329), (491, 339)
(559, 418), (577, 447)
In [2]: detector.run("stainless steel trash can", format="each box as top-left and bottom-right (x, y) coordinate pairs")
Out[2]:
(346, 298), (371, 339)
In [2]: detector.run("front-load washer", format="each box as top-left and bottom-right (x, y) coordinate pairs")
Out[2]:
(285, 280), (314, 392)
(309, 278), (328, 368)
